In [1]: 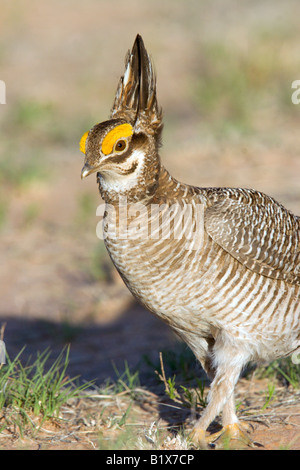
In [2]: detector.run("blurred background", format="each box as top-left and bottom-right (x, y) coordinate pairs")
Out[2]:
(0, 0), (300, 384)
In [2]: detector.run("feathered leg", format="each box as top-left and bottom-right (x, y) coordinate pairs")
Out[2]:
(191, 334), (255, 448)
(191, 361), (242, 446)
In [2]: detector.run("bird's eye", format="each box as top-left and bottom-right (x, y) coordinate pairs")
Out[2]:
(114, 139), (127, 153)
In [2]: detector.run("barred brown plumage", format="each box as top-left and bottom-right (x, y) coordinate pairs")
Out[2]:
(80, 35), (300, 448)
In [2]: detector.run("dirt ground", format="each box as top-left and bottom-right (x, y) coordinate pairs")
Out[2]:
(0, 0), (300, 450)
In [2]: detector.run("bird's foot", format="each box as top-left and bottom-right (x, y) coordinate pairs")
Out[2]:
(190, 422), (262, 449)
(189, 428), (210, 449)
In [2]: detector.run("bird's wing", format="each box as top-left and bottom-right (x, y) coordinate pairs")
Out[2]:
(204, 188), (300, 286)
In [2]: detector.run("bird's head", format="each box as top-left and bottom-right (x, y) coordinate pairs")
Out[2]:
(80, 35), (163, 201)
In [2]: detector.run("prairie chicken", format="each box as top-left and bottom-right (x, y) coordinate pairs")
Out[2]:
(80, 35), (300, 448)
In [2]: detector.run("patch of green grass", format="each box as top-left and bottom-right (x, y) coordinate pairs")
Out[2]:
(155, 350), (207, 411)
(94, 361), (142, 414)
(2, 98), (72, 145)
(0, 198), (7, 230)
(274, 360), (300, 389)
(94, 362), (144, 449)
(108, 361), (140, 398)
(195, 43), (251, 132)
(0, 346), (92, 436)
(98, 421), (138, 450)
(0, 151), (49, 190)
(13, 100), (54, 130)
(257, 357), (300, 389)
(261, 382), (276, 411)
(143, 344), (199, 382)
(193, 32), (300, 136)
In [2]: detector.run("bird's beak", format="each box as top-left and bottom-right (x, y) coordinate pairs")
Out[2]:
(81, 162), (98, 179)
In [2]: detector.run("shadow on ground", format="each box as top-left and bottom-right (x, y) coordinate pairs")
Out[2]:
(2, 300), (183, 386)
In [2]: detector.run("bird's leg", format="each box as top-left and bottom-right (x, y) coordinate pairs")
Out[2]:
(190, 362), (243, 448)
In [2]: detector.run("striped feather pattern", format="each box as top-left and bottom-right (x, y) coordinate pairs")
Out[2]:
(82, 34), (300, 445)
(103, 168), (300, 364)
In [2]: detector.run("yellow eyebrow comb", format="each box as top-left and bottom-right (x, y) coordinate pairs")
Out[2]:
(101, 123), (133, 155)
